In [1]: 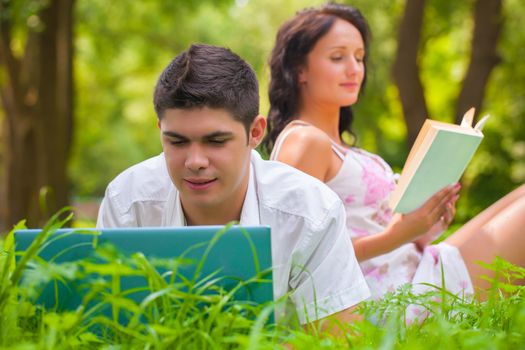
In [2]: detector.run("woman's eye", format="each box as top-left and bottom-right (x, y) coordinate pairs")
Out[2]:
(330, 55), (343, 61)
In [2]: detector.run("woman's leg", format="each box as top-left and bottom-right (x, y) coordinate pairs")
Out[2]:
(451, 184), (525, 236)
(445, 184), (525, 294)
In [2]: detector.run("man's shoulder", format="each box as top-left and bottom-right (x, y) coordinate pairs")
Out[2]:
(252, 152), (342, 226)
(106, 153), (172, 204)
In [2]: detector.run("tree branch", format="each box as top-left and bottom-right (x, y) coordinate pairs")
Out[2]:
(392, 0), (428, 147)
(0, 2), (21, 98)
(455, 0), (502, 124)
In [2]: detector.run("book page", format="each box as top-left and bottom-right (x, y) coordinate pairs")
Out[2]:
(460, 107), (475, 128)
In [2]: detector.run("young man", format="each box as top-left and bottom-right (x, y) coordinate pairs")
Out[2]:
(97, 44), (369, 329)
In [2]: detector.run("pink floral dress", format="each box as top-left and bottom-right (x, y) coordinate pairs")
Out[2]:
(271, 121), (473, 306)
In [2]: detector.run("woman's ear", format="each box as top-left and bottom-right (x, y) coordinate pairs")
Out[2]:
(249, 115), (267, 148)
(298, 65), (307, 84)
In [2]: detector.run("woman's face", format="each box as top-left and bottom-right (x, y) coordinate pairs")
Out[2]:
(298, 18), (365, 108)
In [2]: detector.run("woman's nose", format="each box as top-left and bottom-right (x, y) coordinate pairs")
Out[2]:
(345, 57), (363, 76)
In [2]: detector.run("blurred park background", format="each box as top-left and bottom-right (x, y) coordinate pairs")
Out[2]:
(0, 0), (524, 231)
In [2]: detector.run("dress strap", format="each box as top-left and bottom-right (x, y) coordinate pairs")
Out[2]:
(270, 120), (347, 161)
(330, 142), (346, 161)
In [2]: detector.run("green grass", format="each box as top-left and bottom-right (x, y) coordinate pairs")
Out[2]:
(1, 211), (524, 349)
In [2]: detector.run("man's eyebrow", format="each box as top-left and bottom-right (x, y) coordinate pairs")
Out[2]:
(162, 131), (234, 139)
(162, 131), (187, 139)
(204, 131), (234, 138)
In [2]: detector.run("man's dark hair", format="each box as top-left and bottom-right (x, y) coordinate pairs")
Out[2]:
(153, 44), (259, 133)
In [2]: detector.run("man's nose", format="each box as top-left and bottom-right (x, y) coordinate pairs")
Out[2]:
(184, 144), (209, 171)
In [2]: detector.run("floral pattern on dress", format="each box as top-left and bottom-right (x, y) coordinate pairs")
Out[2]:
(326, 146), (473, 303)
(363, 263), (389, 282)
(402, 252), (420, 280)
(361, 155), (395, 208)
(344, 194), (355, 205)
(350, 226), (369, 237)
(373, 203), (394, 227)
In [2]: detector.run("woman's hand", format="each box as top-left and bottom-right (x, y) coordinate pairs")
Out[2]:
(413, 195), (458, 251)
(388, 183), (461, 245)
(353, 183), (460, 262)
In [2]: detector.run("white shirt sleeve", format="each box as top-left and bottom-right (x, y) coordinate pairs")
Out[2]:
(289, 200), (370, 324)
(96, 185), (137, 228)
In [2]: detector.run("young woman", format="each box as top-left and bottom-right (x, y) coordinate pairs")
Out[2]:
(263, 3), (525, 306)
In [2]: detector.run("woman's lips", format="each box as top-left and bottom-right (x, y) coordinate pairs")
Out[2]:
(184, 178), (217, 190)
(340, 82), (359, 90)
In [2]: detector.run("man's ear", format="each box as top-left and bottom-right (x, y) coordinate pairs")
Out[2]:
(249, 115), (267, 148)
(157, 120), (161, 129)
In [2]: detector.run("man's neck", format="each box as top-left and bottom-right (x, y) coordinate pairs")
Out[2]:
(183, 204), (243, 226)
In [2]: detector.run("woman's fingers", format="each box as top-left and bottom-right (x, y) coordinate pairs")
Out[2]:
(440, 192), (459, 227)
(401, 183), (461, 241)
(423, 183), (461, 225)
(425, 183), (459, 209)
(442, 201), (454, 226)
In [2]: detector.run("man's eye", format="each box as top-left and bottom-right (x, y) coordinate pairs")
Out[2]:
(209, 139), (227, 145)
(169, 139), (187, 146)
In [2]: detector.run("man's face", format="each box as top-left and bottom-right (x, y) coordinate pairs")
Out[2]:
(159, 107), (265, 219)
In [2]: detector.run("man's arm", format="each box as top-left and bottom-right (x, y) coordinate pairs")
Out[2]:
(289, 199), (370, 329)
(309, 305), (363, 337)
(96, 187), (136, 228)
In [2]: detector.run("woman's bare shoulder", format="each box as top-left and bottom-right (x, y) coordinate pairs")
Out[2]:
(276, 124), (333, 180)
(281, 123), (332, 154)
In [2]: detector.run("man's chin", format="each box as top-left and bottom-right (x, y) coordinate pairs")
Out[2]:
(181, 192), (220, 209)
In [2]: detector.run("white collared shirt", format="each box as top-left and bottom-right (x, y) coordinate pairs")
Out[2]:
(97, 151), (370, 323)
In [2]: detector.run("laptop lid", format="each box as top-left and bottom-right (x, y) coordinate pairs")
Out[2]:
(14, 226), (273, 313)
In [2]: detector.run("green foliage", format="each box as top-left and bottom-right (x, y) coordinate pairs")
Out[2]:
(65, 0), (525, 222)
(459, 0), (525, 217)
(1, 212), (525, 349)
(2, 0), (523, 224)
(1, 214), (283, 349)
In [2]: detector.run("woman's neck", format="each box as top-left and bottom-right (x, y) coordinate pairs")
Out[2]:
(297, 100), (342, 142)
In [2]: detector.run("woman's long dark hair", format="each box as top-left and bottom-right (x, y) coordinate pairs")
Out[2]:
(262, 3), (370, 153)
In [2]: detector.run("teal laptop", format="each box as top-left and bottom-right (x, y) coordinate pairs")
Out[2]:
(14, 226), (273, 315)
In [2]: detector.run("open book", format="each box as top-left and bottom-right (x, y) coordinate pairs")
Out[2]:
(389, 108), (489, 213)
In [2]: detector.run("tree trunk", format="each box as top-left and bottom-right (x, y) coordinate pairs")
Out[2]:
(392, 0), (428, 148)
(455, 0), (502, 124)
(0, 0), (74, 230)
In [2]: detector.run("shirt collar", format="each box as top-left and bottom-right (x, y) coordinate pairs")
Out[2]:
(239, 162), (261, 226)
(162, 185), (186, 226)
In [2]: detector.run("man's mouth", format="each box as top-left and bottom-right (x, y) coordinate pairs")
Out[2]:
(183, 178), (217, 190)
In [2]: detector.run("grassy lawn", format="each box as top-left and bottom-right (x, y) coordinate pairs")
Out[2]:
(1, 212), (524, 349)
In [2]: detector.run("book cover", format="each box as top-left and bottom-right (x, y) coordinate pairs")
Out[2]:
(389, 108), (488, 214)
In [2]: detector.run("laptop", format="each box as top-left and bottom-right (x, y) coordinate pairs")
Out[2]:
(14, 226), (273, 316)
